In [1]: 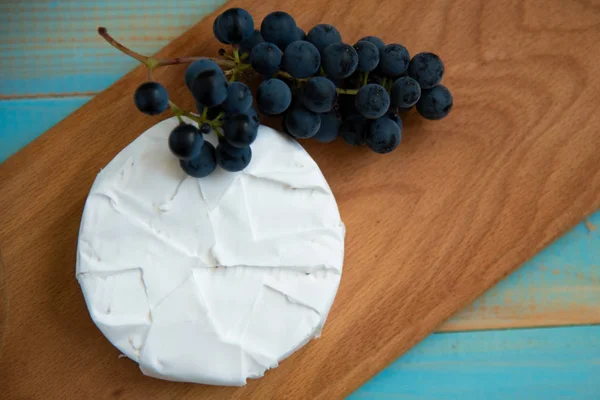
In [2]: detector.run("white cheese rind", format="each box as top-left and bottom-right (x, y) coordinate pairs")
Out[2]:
(76, 118), (345, 386)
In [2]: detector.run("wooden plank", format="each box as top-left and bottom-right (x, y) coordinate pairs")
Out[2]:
(442, 212), (600, 331)
(349, 325), (600, 400)
(3, 0), (600, 332)
(2, 102), (598, 400)
(1, 1), (600, 399)
(2, 99), (600, 329)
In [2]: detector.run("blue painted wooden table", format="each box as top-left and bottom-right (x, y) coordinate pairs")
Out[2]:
(1, 1), (599, 398)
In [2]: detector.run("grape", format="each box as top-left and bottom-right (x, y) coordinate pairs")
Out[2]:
(353, 40), (380, 73)
(215, 8), (254, 44)
(398, 105), (414, 113)
(390, 76), (421, 108)
(168, 123), (204, 160)
(322, 43), (358, 79)
(358, 36), (385, 54)
(366, 117), (401, 154)
(257, 78), (292, 115)
(240, 29), (264, 57)
(250, 42), (282, 76)
(385, 112), (403, 131)
(416, 85), (453, 120)
(196, 103), (224, 120)
(313, 111), (342, 143)
(380, 44), (410, 77)
(302, 77), (337, 113)
(200, 123), (212, 134)
(260, 11), (298, 50)
(216, 139), (252, 172)
(190, 69), (228, 108)
(185, 59), (222, 90)
(281, 117), (294, 138)
(295, 27), (307, 41)
(223, 81), (252, 114)
(355, 84), (390, 119)
(282, 40), (321, 79)
(245, 106), (260, 122)
(134, 82), (169, 115)
(223, 108), (260, 148)
(284, 104), (321, 139)
(340, 114), (368, 146)
(306, 24), (342, 54)
(180, 142), (217, 178)
(213, 16), (230, 44)
(407, 52), (444, 89)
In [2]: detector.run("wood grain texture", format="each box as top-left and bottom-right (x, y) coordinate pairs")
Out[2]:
(3, 109), (599, 400)
(1, 0), (600, 399)
(2, 0), (600, 334)
(442, 212), (600, 331)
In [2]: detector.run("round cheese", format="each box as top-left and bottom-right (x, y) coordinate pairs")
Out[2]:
(76, 117), (345, 386)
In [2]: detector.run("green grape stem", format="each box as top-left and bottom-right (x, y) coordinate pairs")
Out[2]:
(169, 101), (202, 124)
(381, 77), (394, 92)
(98, 27), (236, 72)
(233, 47), (241, 64)
(99, 27), (233, 127)
(276, 70), (309, 82)
(156, 56), (235, 69)
(99, 26), (364, 96)
(362, 72), (369, 87)
(98, 26), (371, 129)
(212, 112), (225, 123)
(275, 71), (361, 94)
(170, 100), (224, 132)
(97, 27), (147, 63)
(337, 88), (359, 95)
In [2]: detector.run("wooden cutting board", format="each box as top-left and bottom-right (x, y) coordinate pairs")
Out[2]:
(1, 0), (599, 398)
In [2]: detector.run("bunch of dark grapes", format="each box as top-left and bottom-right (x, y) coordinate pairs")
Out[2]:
(104, 7), (452, 178)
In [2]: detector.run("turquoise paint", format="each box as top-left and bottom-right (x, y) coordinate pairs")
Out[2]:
(1, 74), (134, 97)
(0, 97), (90, 161)
(0, 0), (214, 10)
(349, 325), (600, 399)
(0, 0), (223, 96)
